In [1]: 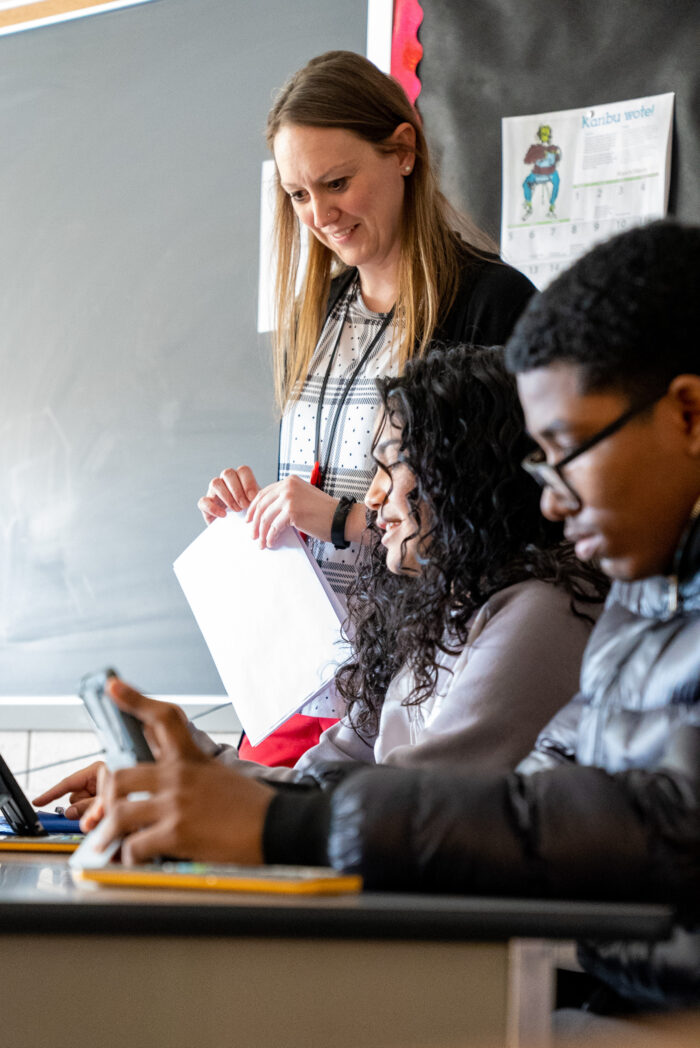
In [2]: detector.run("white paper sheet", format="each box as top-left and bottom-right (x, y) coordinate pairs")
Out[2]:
(173, 514), (350, 746)
(501, 92), (674, 289)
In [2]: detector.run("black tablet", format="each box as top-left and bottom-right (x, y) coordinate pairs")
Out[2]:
(0, 752), (84, 852)
(0, 751), (47, 837)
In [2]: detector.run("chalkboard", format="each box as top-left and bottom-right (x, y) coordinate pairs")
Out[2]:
(0, 0), (367, 695)
(417, 0), (700, 241)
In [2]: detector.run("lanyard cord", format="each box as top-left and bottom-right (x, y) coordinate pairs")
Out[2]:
(312, 278), (394, 490)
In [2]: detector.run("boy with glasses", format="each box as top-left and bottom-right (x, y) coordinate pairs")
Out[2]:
(321, 219), (699, 1012)
(90, 221), (700, 1015)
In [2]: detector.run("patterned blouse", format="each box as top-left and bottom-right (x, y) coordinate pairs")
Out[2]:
(278, 276), (398, 599)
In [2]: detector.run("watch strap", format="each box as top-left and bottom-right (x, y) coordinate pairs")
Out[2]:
(331, 496), (355, 550)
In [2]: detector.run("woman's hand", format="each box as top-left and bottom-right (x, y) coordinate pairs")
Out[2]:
(89, 679), (275, 865)
(197, 465), (261, 524)
(246, 475), (340, 547)
(32, 760), (105, 821)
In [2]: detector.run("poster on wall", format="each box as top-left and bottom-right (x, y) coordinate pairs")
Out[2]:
(501, 92), (674, 289)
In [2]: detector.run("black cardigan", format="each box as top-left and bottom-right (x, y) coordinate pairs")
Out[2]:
(325, 252), (536, 349)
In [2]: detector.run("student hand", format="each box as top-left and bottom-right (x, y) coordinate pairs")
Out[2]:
(32, 760), (105, 820)
(197, 465), (261, 524)
(246, 475), (340, 547)
(91, 679), (275, 865)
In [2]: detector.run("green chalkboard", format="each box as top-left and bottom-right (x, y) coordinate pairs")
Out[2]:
(0, 0), (366, 695)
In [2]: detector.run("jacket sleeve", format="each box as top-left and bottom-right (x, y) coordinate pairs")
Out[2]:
(577, 925), (700, 1010)
(325, 721), (700, 907)
(379, 580), (593, 772)
(186, 721), (303, 783)
(293, 718), (376, 771)
(265, 579), (590, 783)
(188, 708), (376, 786)
(516, 693), (585, 773)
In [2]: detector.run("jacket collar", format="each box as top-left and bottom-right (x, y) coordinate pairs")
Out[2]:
(609, 497), (700, 620)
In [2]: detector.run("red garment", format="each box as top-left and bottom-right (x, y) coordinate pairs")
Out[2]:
(524, 143), (547, 163)
(238, 713), (339, 768)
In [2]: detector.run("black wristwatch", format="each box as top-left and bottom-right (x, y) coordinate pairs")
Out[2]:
(331, 496), (355, 550)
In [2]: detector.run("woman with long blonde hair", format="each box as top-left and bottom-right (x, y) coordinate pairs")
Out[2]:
(197, 51), (535, 766)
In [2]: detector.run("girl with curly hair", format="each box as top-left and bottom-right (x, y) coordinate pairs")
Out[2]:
(275, 342), (608, 777)
(280, 342), (606, 774)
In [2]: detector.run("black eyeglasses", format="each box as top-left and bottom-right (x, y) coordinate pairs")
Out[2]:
(522, 391), (665, 511)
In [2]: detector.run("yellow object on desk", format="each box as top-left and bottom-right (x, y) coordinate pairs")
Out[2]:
(0, 833), (84, 853)
(73, 860), (363, 895)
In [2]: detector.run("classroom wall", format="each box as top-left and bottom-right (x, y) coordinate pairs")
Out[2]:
(0, 0), (367, 697)
(4, 0), (696, 702)
(416, 0), (699, 240)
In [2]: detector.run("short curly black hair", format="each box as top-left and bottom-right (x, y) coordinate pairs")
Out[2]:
(505, 221), (700, 401)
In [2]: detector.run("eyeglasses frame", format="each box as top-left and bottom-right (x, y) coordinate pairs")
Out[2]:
(521, 390), (665, 511)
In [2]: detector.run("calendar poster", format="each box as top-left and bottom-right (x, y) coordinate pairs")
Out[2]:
(501, 93), (674, 289)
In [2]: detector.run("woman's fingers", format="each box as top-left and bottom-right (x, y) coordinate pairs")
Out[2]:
(259, 499), (294, 549)
(246, 486), (270, 538)
(223, 466), (260, 506)
(247, 477), (337, 546)
(213, 467), (261, 511)
(247, 487), (288, 547)
(198, 467), (261, 523)
(197, 494), (227, 523)
(211, 474), (246, 511)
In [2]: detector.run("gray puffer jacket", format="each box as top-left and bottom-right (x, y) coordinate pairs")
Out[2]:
(268, 511), (700, 1009)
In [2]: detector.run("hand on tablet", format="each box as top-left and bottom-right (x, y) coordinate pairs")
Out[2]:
(92, 679), (275, 865)
(33, 760), (105, 821)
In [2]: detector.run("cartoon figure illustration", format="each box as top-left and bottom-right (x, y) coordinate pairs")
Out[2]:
(522, 124), (562, 219)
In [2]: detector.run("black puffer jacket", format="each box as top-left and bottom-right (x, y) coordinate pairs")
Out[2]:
(266, 510), (700, 1008)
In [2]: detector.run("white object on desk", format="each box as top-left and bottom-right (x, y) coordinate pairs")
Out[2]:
(174, 513), (350, 745)
(69, 828), (122, 870)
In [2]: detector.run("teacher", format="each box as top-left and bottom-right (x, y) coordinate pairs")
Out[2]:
(197, 51), (535, 766)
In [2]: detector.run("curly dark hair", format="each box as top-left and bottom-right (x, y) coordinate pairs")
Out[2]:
(335, 343), (608, 738)
(505, 221), (700, 401)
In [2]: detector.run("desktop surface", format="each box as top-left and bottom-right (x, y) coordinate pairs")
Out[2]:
(0, 851), (674, 942)
(0, 852), (676, 1048)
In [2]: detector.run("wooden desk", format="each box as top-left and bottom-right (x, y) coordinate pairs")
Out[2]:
(0, 853), (673, 1048)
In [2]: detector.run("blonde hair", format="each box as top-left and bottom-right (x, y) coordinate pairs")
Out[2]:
(266, 51), (496, 409)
